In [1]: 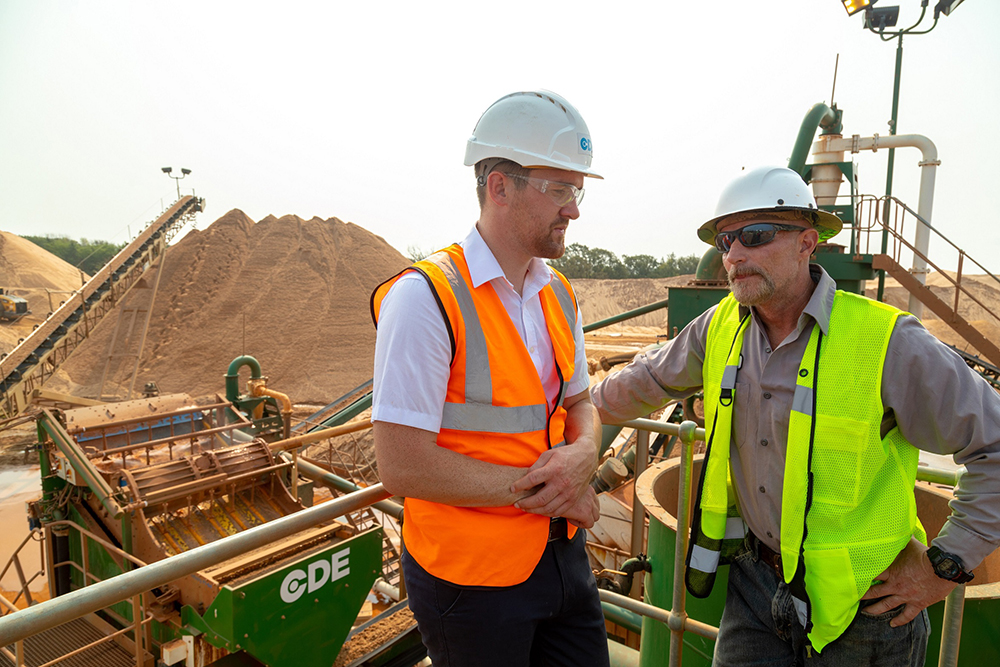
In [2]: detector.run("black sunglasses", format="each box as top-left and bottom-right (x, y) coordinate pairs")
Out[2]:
(714, 223), (806, 253)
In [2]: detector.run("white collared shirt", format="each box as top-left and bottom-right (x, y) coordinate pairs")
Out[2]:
(372, 226), (589, 433)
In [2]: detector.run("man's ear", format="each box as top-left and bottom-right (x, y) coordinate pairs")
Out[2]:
(801, 228), (820, 256)
(486, 171), (509, 207)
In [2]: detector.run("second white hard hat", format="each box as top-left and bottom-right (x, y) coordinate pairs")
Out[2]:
(697, 166), (843, 244)
(464, 90), (603, 179)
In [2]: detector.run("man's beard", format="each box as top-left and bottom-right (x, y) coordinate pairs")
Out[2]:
(727, 265), (775, 305)
(531, 219), (569, 259)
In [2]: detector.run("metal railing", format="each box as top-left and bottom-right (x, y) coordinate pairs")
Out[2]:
(609, 415), (969, 667)
(854, 194), (1000, 330)
(0, 520), (153, 667)
(0, 484), (388, 650)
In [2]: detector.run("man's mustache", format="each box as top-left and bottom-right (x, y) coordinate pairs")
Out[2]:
(728, 265), (764, 280)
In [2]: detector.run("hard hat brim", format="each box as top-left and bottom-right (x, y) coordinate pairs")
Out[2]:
(697, 207), (843, 245)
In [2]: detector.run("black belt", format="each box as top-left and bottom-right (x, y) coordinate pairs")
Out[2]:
(749, 532), (783, 577)
(548, 517), (568, 542)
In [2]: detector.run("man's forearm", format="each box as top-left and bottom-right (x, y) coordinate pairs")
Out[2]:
(374, 421), (531, 507)
(564, 395), (602, 460)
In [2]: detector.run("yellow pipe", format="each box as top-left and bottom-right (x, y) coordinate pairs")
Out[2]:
(267, 419), (373, 454)
(248, 379), (294, 439)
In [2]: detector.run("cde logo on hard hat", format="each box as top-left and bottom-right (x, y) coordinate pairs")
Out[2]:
(578, 134), (592, 154)
(279, 547), (351, 603)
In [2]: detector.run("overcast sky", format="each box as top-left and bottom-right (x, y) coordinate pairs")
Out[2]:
(1, 1), (996, 274)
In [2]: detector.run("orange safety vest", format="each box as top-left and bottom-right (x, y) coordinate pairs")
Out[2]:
(371, 244), (579, 586)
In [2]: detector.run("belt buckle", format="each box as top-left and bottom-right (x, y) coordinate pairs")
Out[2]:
(548, 517), (567, 542)
(771, 551), (782, 576)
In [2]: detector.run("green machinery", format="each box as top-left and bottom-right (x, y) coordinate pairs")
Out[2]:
(28, 375), (386, 667)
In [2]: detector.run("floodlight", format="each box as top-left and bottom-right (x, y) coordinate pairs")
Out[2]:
(841, 0), (876, 17)
(934, 0), (964, 18)
(161, 166), (173, 174)
(868, 5), (900, 29)
(181, 168), (191, 175)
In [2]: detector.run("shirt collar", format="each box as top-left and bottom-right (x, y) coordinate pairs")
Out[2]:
(802, 264), (836, 336)
(738, 264), (836, 336)
(462, 225), (553, 296)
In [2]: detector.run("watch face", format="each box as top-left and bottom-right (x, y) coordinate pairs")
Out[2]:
(938, 558), (960, 579)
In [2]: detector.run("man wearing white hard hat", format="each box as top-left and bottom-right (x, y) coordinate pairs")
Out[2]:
(592, 166), (1000, 664)
(371, 90), (610, 666)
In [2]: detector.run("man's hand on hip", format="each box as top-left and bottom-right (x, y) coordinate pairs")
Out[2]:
(859, 537), (957, 627)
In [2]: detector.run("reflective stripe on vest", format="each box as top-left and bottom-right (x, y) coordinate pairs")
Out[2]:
(692, 291), (926, 653)
(370, 244), (579, 586)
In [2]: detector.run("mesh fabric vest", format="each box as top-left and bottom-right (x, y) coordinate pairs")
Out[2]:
(371, 244), (578, 586)
(688, 291), (926, 652)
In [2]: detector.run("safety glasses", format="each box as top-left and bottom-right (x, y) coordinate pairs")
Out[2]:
(504, 173), (585, 208)
(714, 223), (806, 253)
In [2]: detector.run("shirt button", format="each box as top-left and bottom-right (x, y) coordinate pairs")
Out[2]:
(767, 531), (773, 538)
(765, 348), (772, 354)
(760, 439), (768, 447)
(763, 392), (771, 399)
(759, 486), (766, 494)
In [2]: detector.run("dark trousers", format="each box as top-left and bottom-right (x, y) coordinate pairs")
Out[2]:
(402, 527), (610, 667)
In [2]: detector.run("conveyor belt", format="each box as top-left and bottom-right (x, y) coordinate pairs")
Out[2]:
(0, 195), (204, 421)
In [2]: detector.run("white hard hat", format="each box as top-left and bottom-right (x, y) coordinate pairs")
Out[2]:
(697, 166), (842, 244)
(464, 90), (603, 179)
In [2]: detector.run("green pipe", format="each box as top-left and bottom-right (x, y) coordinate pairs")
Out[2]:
(608, 638), (641, 667)
(695, 248), (725, 282)
(603, 601), (643, 634)
(284, 453), (405, 522)
(787, 102), (841, 176)
(916, 466), (961, 487)
(584, 299), (669, 333)
(313, 392), (373, 431)
(225, 355), (262, 402)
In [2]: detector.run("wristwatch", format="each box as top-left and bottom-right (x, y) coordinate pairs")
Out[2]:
(926, 546), (975, 584)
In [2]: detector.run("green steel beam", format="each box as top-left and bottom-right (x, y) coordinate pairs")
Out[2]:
(584, 299), (669, 333)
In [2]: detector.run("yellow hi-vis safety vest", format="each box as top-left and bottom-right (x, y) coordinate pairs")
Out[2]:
(371, 244), (579, 587)
(686, 292), (927, 652)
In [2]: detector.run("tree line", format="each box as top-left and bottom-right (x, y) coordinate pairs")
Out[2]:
(408, 242), (701, 280)
(23, 235), (126, 275)
(547, 243), (700, 279)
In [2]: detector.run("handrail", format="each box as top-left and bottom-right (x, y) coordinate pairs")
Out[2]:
(0, 484), (389, 647)
(617, 413), (968, 667)
(853, 195), (1000, 340)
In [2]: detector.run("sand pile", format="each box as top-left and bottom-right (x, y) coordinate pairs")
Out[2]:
(572, 276), (690, 330)
(0, 231), (89, 355)
(50, 210), (410, 403)
(868, 271), (1000, 359)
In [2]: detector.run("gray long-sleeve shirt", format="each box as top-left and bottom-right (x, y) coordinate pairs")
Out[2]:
(591, 266), (1000, 569)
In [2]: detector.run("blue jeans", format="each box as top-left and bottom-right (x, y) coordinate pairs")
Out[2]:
(402, 527), (610, 667)
(714, 539), (929, 666)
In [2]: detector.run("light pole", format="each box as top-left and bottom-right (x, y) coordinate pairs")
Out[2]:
(840, 0), (965, 298)
(161, 166), (192, 200)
